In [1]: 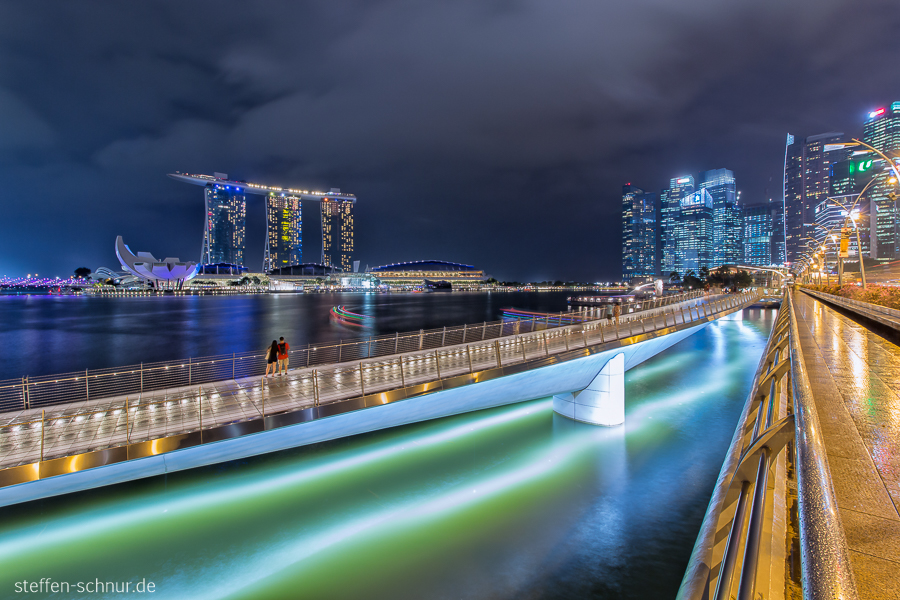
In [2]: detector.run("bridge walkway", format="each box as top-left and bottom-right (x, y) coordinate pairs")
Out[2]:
(0, 294), (733, 473)
(794, 291), (900, 599)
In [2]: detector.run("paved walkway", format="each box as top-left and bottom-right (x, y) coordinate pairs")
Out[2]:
(794, 292), (900, 600)
(0, 294), (740, 472)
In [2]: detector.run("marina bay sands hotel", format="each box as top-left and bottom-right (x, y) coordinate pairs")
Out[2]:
(169, 172), (356, 273)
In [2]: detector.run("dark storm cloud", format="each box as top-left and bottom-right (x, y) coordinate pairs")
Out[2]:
(1, 0), (899, 279)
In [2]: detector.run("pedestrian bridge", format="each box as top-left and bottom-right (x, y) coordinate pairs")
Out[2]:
(0, 291), (757, 507)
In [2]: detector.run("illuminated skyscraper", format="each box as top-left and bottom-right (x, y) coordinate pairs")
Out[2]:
(202, 184), (246, 266)
(862, 102), (900, 259)
(661, 175), (694, 274)
(672, 189), (714, 274)
(321, 199), (354, 271)
(783, 132), (848, 265)
(263, 194), (302, 272)
(621, 184), (658, 280)
(742, 199), (783, 266)
(699, 168), (741, 265)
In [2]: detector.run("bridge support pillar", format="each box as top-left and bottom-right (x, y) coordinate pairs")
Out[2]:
(552, 353), (624, 426)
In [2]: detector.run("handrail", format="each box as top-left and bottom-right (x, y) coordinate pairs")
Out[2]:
(0, 290), (754, 476)
(787, 291), (858, 599)
(0, 291), (705, 413)
(678, 289), (858, 600)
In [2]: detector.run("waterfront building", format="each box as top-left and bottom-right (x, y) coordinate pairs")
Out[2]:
(115, 236), (199, 289)
(672, 189), (714, 274)
(699, 169), (741, 265)
(168, 172), (356, 273)
(264, 195), (302, 272)
(782, 132), (849, 266)
(203, 184), (246, 266)
(621, 184), (658, 281)
(368, 261), (488, 289)
(862, 102), (900, 260)
(321, 199), (354, 271)
(661, 175), (694, 274)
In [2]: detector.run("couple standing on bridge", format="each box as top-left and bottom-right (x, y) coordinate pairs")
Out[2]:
(604, 303), (621, 325)
(265, 337), (290, 377)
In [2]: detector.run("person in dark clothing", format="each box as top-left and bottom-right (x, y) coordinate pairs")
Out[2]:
(265, 340), (279, 377)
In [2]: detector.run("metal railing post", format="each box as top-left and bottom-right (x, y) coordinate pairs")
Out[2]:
(140, 364), (144, 394)
(198, 388), (202, 443)
(520, 336), (527, 361)
(22, 377), (28, 410)
(40, 409), (45, 464)
(542, 332), (549, 356)
(435, 351), (442, 380)
(462, 324), (467, 344)
(399, 356), (406, 387)
(313, 369), (319, 406)
(482, 322), (487, 340)
(189, 358), (192, 386)
(494, 341), (502, 367)
(125, 397), (130, 445)
(419, 329), (424, 350)
(564, 330), (570, 350)
(232, 355), (235, 380)
(85, 369), (89, 401)
(394, 332), (399, 354)
(359, 363), (365, 396)
(466, 345), (473, 373)
(441, 327), (446, 347)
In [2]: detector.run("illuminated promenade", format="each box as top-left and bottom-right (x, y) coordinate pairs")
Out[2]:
(0, 292), (754, 506)
(680, 288), (900, 600)
(793, 291), (900, 598)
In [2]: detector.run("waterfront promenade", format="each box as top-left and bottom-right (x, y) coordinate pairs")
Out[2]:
(794, 291), (900, 599)
(0, 293), (746, 485)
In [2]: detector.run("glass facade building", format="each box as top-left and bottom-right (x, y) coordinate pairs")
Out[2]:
(321, 199), (354, 271)
(742, 200), (783, 266)
(672, 189), (714, 275)
(202, 186), (246, 266)
(264, 194), (302, 272)
(621, 185), (658, 281)
(699, 168), (741, 265)
(661, 176), (694, 275)
(782, 132), (848, 266)
(863, 102), (900, 260)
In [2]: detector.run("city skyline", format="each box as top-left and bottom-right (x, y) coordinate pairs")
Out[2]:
(1, 3), (899, 281)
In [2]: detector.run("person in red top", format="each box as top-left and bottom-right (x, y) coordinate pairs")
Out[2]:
(277, 336), (290, 376)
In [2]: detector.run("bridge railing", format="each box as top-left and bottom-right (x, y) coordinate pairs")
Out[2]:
(0, 290), (759, 476)
(0, 291), (706, 413)
(678, 289), (857, 600)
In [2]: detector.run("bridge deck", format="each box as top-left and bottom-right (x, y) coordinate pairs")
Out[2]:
(0, 295), (734, 474)
(794, 292), (900, 599)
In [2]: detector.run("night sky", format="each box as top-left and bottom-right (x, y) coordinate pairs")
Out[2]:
(1, 1), (899, 281)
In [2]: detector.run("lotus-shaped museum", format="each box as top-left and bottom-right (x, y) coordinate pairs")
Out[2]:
(115, 236), (199, 289)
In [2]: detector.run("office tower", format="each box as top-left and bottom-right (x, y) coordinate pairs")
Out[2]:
(699, 168), (741, 265)
(742, 199), (783, 266)
(621, 184), (659, 281)
(782, 132), (848, 265)
(672, 188), (714, 274)
(202, 185), (246, 265)
(813, 197), (869, 259)
(863, 102), (900, 259)
(263, 194), (302, 272)
(661, 175), (694, 274)
(321, 199), (354, 271)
